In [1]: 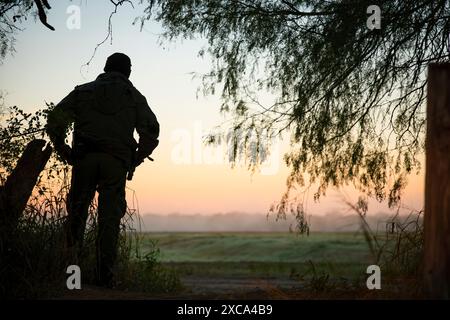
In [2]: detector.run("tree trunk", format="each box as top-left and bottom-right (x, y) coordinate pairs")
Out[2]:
(424, 63), (450, 299)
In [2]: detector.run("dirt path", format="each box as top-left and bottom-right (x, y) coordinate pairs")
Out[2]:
(57, 276), (420, 300)
(58, 276), (304, 300)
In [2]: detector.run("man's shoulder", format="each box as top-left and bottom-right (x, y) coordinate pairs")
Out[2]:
(129, 86), (148, 104)
(74, 80), (97, 92)
(71, 76), (149, 105)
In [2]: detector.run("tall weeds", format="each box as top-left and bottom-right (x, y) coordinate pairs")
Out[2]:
(347, 196), (424, 295)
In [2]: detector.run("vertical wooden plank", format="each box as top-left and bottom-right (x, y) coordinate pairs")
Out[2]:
(0, 139), (52, 229)
(425, 63), (450, 299)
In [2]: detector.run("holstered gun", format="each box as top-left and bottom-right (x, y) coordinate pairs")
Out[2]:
(127, 151), (137, 181)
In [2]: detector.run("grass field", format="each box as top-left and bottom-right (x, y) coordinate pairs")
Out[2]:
(138, 232), (375, 282)
(61, 232), (420, 299)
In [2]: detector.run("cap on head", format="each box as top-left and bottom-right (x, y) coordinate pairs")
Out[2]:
(104, 52), (132, 78)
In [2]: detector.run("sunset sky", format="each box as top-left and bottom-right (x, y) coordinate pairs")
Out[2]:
(0, 0), (424, 216)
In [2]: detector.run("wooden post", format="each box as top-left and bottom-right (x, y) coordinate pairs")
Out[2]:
(425, 63), (450, 299)
(0, 139), (52, 229)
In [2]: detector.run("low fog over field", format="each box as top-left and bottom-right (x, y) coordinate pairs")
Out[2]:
(132, 212), (415, 233)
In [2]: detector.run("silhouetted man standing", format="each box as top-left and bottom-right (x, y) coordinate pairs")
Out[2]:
(46, 53), (159, 287)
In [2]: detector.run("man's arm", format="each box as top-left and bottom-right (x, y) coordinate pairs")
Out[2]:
(134, 96), (160, 166)
(45, 89), (78, 164)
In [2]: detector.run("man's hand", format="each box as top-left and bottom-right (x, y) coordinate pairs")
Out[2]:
(127, 156), (154, 181)
(55, 143), (73, 165)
